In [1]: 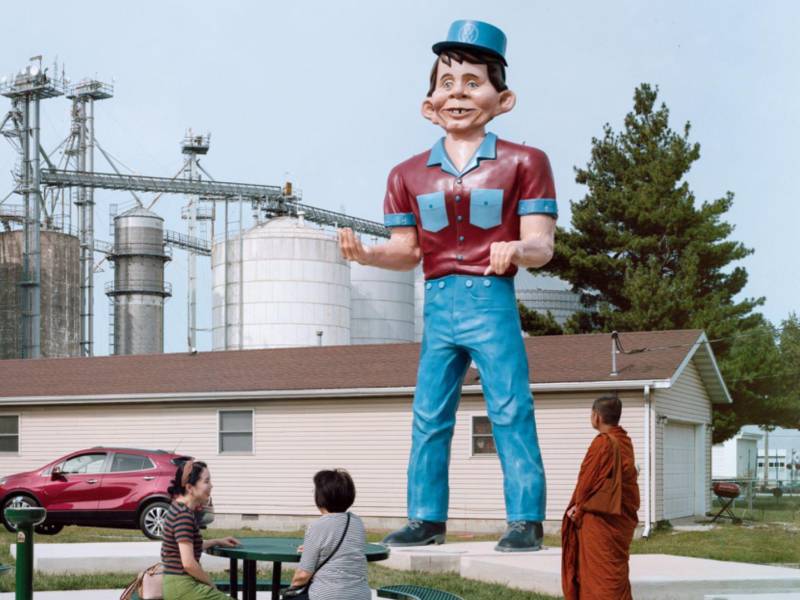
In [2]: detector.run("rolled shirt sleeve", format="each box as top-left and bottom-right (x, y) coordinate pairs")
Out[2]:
(517, 149), (558, 219)
(383, 165), (417, 227)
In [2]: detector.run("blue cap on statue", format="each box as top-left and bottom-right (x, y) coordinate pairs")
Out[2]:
(432, 20), (508, 65)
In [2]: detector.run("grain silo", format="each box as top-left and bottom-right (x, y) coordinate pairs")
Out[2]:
(211, 216), (350, 350)
(350, 261), (415, 344)
(0, 230), (80, 359)
(106, 207), (171, 355)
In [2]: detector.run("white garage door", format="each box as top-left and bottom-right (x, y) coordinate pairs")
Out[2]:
(663, 422), (696, 519)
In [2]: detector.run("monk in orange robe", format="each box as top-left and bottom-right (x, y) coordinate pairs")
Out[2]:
(562, 395), (640, 600)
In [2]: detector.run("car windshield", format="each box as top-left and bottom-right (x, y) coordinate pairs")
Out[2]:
(61, 453), (106, 474)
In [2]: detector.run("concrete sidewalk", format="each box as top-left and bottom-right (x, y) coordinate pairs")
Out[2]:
(9, 541), (800, 600)
(11, 540), (231, 574)
(0, 592), (384, 599)
(703, 595), (800, 600)
(384, 541), (800, 600)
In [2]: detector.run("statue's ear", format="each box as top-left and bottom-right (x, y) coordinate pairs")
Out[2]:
(496, 89), (517, 116)
(421, 98), (439, 125)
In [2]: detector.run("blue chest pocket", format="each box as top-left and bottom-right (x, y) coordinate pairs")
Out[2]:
(417, 192), (448, 233)
(470, 189), (503, 229)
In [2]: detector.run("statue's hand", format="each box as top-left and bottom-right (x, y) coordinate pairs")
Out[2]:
(484, 241), (521, 275)
(338, 228), (372, 265)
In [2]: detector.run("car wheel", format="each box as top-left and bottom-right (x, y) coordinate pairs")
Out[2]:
(140, 501), (170, 540)
(34, 522), (64, 535)
(2, 494), (39, 532)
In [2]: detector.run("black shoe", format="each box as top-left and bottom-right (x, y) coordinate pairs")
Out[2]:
(494, 520), (543, 552)
(382, 519), (446, 547)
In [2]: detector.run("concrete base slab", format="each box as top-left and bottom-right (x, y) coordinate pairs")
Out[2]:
(672, 524), (716, 532)
(380, 542), (475, 573)
(10, 541), (229, 574)
(382, 542), (800, 600)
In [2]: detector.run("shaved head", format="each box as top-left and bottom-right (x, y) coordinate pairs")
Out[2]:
(592, 395), (622, 426)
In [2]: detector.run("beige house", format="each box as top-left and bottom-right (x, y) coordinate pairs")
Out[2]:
(0, 329), (730, 533)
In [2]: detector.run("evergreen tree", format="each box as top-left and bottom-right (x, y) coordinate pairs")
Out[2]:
(542, 83), (786, 441)
(775, 315), (800, 426)
(517, 302), (563, 336)
(715, 315), (800, 440)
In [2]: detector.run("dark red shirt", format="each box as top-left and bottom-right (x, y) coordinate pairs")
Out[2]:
(383, 133), (557, 280)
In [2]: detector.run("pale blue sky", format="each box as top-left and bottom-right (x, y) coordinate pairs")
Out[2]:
(2, 1), (797, 354)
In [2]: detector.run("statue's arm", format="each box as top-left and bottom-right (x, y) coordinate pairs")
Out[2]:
(515, 214), (555, 268)
(338, 226), (421, 271)
(484, 214), (555, 276)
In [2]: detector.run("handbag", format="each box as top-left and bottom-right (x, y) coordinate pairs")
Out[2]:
(282, 512), (351, 600)
(582, 433), (622, 516)
(119, 562), (164, 600)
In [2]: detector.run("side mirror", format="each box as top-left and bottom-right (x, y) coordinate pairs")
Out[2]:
(51, 466), (63, 479)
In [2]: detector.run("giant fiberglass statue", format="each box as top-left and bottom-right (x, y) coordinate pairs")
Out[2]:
(339, 20), (557, 551)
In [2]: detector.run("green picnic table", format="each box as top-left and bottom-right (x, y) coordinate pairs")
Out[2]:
(207, 536), (390, 600)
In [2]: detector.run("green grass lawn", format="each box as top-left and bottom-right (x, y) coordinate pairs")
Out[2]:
(1, 514), (798, 596)
(714, 493), (800, 524)
(0, 526), (559, 598)
(630, 524), (800, 565)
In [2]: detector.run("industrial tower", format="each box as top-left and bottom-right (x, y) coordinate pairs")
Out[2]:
(65, 79), (113, 356)
(0, 57), (65, 358)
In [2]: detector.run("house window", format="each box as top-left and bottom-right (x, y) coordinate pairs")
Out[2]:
(472, 416), (496, 455)
(0, 416), (18, 452)
(219, 410), (253, 453)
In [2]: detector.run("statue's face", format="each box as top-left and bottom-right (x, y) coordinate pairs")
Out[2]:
(422, 58), (515, 135)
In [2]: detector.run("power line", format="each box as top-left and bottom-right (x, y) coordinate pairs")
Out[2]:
(611, 324), (792, 357)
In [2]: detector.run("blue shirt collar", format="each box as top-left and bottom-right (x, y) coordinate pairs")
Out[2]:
(426, 132), (498, 177)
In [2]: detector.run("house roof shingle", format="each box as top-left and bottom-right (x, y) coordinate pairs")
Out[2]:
(0, 330), (714, 400)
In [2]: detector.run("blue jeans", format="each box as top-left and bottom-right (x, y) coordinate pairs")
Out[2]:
(408, 274), (546, 522)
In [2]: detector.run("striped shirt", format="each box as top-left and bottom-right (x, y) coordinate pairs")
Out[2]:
(298, 512), (371, 600)
(161, 501), (203, 575)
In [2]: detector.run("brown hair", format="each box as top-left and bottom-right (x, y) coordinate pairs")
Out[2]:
(592, 395), (622, 426)
(168, 459), (208, 497)
(427, 48), (508, 97)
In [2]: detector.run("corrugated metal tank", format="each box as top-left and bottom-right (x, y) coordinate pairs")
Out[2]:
(515, 289), (583, 325)
(514, 270), (583, 325)
(0, 230), (80, 358)
(211, 216), (350, 349)
(350, 262), (415, 344)
(107, 207), (171, 355)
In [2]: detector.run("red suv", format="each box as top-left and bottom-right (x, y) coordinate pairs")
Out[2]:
(0, 447), (189, 539)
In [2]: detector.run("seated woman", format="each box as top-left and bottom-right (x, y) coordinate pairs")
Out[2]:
(290, 469), (371, 600)
(161, 459), (239, 600)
